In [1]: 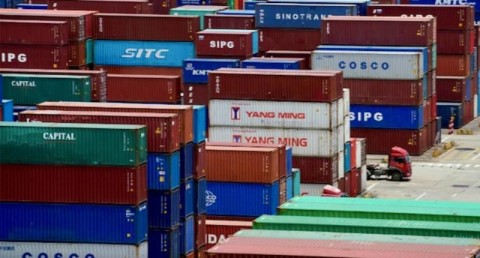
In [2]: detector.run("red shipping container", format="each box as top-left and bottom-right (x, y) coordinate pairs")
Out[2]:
(205, 145), (280, 183)
(292, 156), (338, 184)
(205, 219), (253, 249)
(195, 245), (206, 258)
(337, 177), (345, 193)
(68, 40), (87, 67)
(18, 110), (180, 153)
(150, 0), (177, 14)
(208, 68), (343, 102)
(106, 74), (181, 104)
(279, 177), (286, 204)
(0, 106), (3, 121)
(367, 5), (474, 31)
(0, 44), (69, 69)
(436, 76), (469, 102)
(349, 167), (360, 197)
(194, 142), (206, 180)
(351, 127), (428, 156)
(350, 139), (357, 169)
(437, 54), (470, 76)
(476, 24), (480, 46)
(0, 19), (69, 45)
(263, 50), (310, 69)
(431, 94), (437, 120)
(344, 78), (424, 106)
(94, 14), (199, 41)
(49, 0), (154, 14)
(36, 101), (194, 144)
(182, 252), (194, 258)
(195, 30), (256, 58)
(321, 16), (436, 46)
(248, 57), (307, 69)
(183, 84), (209, 106)
(0, 9), (95, 41)
(0, 164), (147, 205)
(204, 14), (255, 30)
(437, 29), (475, 54)
(343, 174), (351, 197)
(426, 119), (433, 148)
(206, 142), (287, 179)
(195, 214), (206, 249)
(423, 97), (432, 125)
(259, 28), (321, 52)
(95, 65), (182, 76)
(472, 71), (478, 95)
(427, 70), (434, 97)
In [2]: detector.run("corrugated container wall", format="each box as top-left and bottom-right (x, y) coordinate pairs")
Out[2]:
(0, 20), (69, 45)
(0, 45), (70, 69)
(48, 0), (154, 14)
(259, 28), (322, 52)
(205, 14), (255, 30)
(349, 104), (424, 129)
(195, 29), (259, 58)
(148, 227), (180, 258)
(206, 219), (253, 249)
(148, 188), (180, 229)
(183, 58), (241, 84)
(147, 151), (180, 190)
(292, 156), (338, 184)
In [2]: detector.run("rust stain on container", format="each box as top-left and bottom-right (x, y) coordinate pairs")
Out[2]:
(259, 28), (321, 52)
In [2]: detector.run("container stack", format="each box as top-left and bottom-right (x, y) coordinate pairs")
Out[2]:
(0, 99), (13, 121)
(312, 16), (437, 156)
(47, 0), (154, 14)
(338, 138), (367, 197)
(368, 5), (477, 129)
(0, 9), (96, 70)
(0, 122), (148, 256)
(169, 5), (229, 30)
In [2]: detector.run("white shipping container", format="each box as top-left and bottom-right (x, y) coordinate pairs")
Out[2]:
(355, 138), (362, 167)
(209, 126), (339, 157)
(338, 150), (345, 179)
(337, 123), (345, 152)
(343, 88), (350, 115)
(311, 50), (423, 80)
(209, 99), (340, 129)
(0, 241), (147, 258)
(361, 164), (367, 192)
(344, 115), (350, 144)
(337, 97), (344, 125)
(474, 94), (478, 117)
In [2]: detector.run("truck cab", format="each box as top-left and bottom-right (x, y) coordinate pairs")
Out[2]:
(367, 146), (412, 181)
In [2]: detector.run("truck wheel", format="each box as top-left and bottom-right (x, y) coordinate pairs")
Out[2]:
(367, 170), (372, 180)
(392, 172), (403, 182)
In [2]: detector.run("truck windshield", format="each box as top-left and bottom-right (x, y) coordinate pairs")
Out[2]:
(405, 155), (411, 163)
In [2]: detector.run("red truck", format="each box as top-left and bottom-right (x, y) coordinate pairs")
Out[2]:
(367, 146), (412, 181)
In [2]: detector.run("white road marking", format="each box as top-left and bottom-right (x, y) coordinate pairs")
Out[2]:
(471, 153), (480, 160)
(415, 192), (426, 200)
(452, 193), (457, 198)
(366, 182), (378, 191)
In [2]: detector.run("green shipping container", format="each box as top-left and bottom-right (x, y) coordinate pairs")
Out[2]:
(169, 6), (228, 30)
(277, 202), (480, 223)
(292, 168), (301, 197)
(2, 74), (91, 105)
(253, 215), (480, 238)
(0, 122), (147, 166)
(86, 39), (94, 65)
(234, 229), (480, 247)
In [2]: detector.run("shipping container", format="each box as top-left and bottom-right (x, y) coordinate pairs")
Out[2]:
(0, 202), (147, 244)
(148, 151), (180, 190)
(0, 9), (95, 40)
(36, 101), (194, 144)
(409, 0), (480, 13)
(286, 175), (293, 200)
(292, 168), (301, 196)
(437, 29), (475, 54)
(218, 9), (256, 15)
(195, 214), (206, 248)
(148, 188), (180, 229)
(209, 126), (340, 157)
(19, 110), (180, 153)
(437, 102), (464, 129)
(0, 68), (107, 102)
(205, 219), (253, 249)
(267, 0), (369, 15)
(195, 29), (258, 58)
(255, 3), (356, 29)
(148, 227), (180, 258)
(253, 215), (480, 238)
(209, 99), (340, 129)
(194, 177), (207, 214)
(205, 14), (255, 30)
(94, 14), (200, 41)
(49, 0), (153, 14)
(437, 54), (471, 76)
(351, 127), (427, 156)
(96, 65), (183, 76)
(321, 16), (436, 46)
(436, 76), (471, 102)
(0, 19), (69, 45)
(205, 235), (480, 257)
(350, 139), (357, 169)
(193, 105), (207, 143)
(67, 40), (87, 67)
(183, 58), (240, 84)
(180, 142), (195, 181)
(263, 50), (311, 69)
(206, 181), (280, 216)
(208, 68), (343, 102)
(292, 156), (338, 184)
(338, 150), (345, 179)
(367, 5), (475, 31)
(0, 44), (69, 69)
(94, 40), (195, 67)
(194, 142), (206, 179)
(183, 84), (209, 106)
(241, 57), (303, 70)
(0, 164), (147, 205)
(464, 98), (474, 125)
(259, 28), (322, 52)
(205, 145), (280, 183)
(180, 216), (195, 255)
(312, 50), (424, 80)
(350, 104), (424, 129)
(355, 138), (366, 165)
(343, 142), (351, 173)
(169, 5), (229, 30)
(286, 147), (293, 176)
(1, 99), (13, 121)
(0, 122), (147, 166)
(106, 74), (181, 104)
(16, 3), (49, 8)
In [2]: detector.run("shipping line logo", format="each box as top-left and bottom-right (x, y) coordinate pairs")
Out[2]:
(274, 13), (325, 21)
(22, 252), (95, 258)
(43, 132), (76, 141)
(338, 61), (389, 70)
(205, 190), (217, 207)
(231, 106), (241, 120)
(1, 52), (27, 63)
(233, 135), (242, 143)
(11, 81), (36, 87)
(121, 48), (169, 59)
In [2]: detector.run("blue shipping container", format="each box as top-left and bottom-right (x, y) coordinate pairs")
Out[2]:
(1, 99), (13, 122)
(179, 216), (195, 255)
(0, 0), (6, 8)
(94, 40), (195, 67)
(206, 181), (280, 217)
(409, 0), (480, 15)
(194, 177), (207, 214)
(471, 47), (477, 73)
(292, 168), (301, 197)
(218, 9), (256, 15)
(437, 102), (464, 129)
(241, 59), (301, 70)
(350, 104), (424, 130)
(148, 189), (180, 229)
(180, 178), (194, 218)
(344, 141), (351, 173)
(193, 105), (207, 143)
(16, 3), (48, 8)
(255, 3), (357, 29)
(0, 202), (147, 244)
(466, 76), (473, 101)
(266, 0), (368, 15)
(286, 176), (293, 201)
(148, 227), (180, 258)
(245, 0), (266, 10)
(180, 142), (194, 181)
(148, 152), (180, 190)
(177, 0), (211, 5)
(286, 146), (293, 177)
(183, 58), (240, 84)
